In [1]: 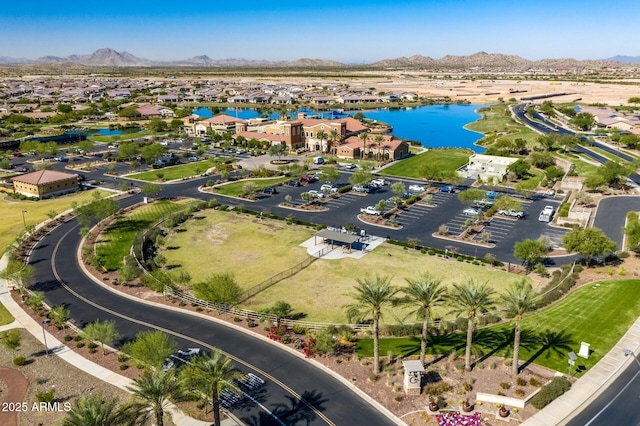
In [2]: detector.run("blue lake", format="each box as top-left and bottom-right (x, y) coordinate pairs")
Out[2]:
(192, 104), (487, 151)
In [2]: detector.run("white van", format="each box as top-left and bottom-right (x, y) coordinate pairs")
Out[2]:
(313, 156), (324, 164)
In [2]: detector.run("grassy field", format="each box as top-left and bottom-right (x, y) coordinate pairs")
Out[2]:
(162, 209), (530, 322)
(466, 103), (540, 148)
(0, 189), (108, 257)
(212, 176), (291, 197)
(379, 148), (472, 179)
(0, 303), (14, 326)
(126, 160), (215, 182)
(356, 278), (640, 377)
(161, 210), (315, 287)
(96, 199), (198, 271)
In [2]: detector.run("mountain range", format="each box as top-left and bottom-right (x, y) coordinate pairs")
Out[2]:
(0, 48), (638, 69)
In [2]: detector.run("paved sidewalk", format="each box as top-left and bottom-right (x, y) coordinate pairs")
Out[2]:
(522, 316), (640, 425)
(0, 255), (233, 426)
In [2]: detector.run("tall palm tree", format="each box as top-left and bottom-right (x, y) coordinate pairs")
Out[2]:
(358, 131), (369, 159)
(397, 273), (447, 365)
(316, 129), (328, 153)
(345, 274), (399, 373)
(374, 134), (384, 162)
(329, 127), (340, 155)
(500, 279), (540, 375)
(179, 350), (242, 426)
(127, 368), (183, 426)
(448, 279), (496, 371)
(62, 394), (144, 426)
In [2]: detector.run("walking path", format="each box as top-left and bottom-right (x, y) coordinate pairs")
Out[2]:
(0, 255), (233, 426)
(2, 223), (640, 426)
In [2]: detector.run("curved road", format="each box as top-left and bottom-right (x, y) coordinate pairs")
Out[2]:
(29, 194), (397, 426)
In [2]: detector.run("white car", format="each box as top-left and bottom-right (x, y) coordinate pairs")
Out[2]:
(320, 184), (337, 193)
(371, 178), (388, 186)
(345, 163), (357, 169)
(306, 190), (324, 198)
(408, 184), (425, 192)
(498, 209), (524, 218)
(463, 208), (479, 216)
(360, 206), (381, 215)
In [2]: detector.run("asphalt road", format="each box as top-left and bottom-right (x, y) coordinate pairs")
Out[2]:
(565, 360), (640, 426)
(29, 195), (397, 426)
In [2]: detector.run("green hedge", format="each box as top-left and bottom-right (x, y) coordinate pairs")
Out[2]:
(530, 376), (571, 409)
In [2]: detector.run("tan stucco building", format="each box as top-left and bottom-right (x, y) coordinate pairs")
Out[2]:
(11, 170), (79, 199)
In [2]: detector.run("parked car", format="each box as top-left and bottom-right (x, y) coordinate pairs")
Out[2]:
(364, 183), (379, 192)
(17, 167), (28, 172)
(498, 209), (524, 218)
(54, 156), (68, 162)
(286, 179), (301, 187)
(352, 185), (368, 193)
(320, 184), (337, 193)
(409, 184), (425, 192)
(262, 186), (277, 195)
(176, 348), (201, 359)
(360, 206), (381, 215)
(439, 185), (454, 193)
(371, 178), (388, 186)
(463, 208), (479, 216)
(299, 175), (317, 183)
(306, 190), (324, 198)
(162, 358), (175, 371)
(402, 191), (415, 199)
(486, 191), (499, 199)
(12, 152), (23, 157)
(187, 156), (199, 162)
(344, 163), (357, 169)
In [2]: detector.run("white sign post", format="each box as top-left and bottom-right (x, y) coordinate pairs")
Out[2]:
(578, 342), (590, 359)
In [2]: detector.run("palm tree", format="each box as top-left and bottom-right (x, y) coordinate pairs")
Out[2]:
(448, 279), (496, 371)
(345, 275), (399, 373)
(127, 368), (182, 426)
(62, 394), (144, 426)
(374, 134), (384, 162)
(358, 131), (369, 159)
(179, 350), (242, 426)
(49, 305), (71, 331)
(329, 127), (340, 155)
(316, 129), (328, 153)
(397, 273), (447, 365)
(500, 279), (540, 375)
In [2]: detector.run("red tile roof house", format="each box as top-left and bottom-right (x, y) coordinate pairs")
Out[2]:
(11, 170), (79, 199)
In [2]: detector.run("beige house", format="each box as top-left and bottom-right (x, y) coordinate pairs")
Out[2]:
(11, 170), (79, 199)
(462, 154), (518, 182)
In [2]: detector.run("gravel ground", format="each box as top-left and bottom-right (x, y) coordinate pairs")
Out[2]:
(0, 328), (133, 426)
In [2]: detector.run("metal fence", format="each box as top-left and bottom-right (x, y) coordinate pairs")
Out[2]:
(239, 245), (333, 302)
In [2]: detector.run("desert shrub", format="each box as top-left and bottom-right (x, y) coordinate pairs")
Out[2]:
(119, 364), (129, 371)
(76, 342), (85, 348)
(515, 388), (525, 398)
(462, 382), (473, 392)
(291, 324), (307, 335)
(88, 347), (97, 354)
(88, 342), (98, 349)
(424, 382), (453, 396)
(489, 361), (496, 370)
(500, 382), (510, 390)
(530, 377), (571, 409)
(36, 388), (56, 403)
(529, 377), (542, 387)
(516, 377), (527, 387)
(73, 335), (84, 342)
(118, 354), (129, 362)
(368, 374), (378, 382)
(13, 356), (26, 366)
(233, 317), (242, 322)
(63, 335), (73, 342)
(454, 362), (465, 371)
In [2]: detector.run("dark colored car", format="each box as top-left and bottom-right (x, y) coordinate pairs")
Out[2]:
(439, 185), (454, 193)
(262, 186), (277, 195)
(286, 179), (302, 187)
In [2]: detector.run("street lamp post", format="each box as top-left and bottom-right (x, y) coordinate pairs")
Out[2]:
(622, 348), (640, 367)
(21, 210), (27, 229)
(41, 319), (50, 357)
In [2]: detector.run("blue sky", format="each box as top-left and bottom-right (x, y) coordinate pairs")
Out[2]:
(2, 0), (639, 62)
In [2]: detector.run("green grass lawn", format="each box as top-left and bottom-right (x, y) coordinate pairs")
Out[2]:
(212, 176), (290, 197)
(0, 189), (108, 257)
(162, 208), (529, 322)
(161, 210), (315, 288)
(514, 168), (545, 192)
(356, 279), (640, 377)
(466, 104), (540, 148)
(126, 160), (215, 182)
(96, 199), (198, 271)
(0, 303), (14, 326)
(379, 148), (472, 179)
